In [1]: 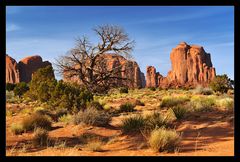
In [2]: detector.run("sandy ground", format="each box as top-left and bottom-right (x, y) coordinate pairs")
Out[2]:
(6, 107), (234, 156)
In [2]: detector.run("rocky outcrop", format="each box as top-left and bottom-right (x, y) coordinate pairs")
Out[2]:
(64, 53), (145, 88)
(146, 66), (157, 88)
(6, 55), (52, 83)
(18, 55), (52, 83)
(146, 42), (216, 88)
(6, 55), (20, 84)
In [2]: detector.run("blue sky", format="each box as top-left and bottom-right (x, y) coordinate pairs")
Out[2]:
(6, 6), (234, 80)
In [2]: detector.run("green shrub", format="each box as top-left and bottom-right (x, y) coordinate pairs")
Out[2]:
(144, 112), (168, 130)
(148, 128), (181, 152)
(22, 113), (52, 131)
(11, 123), (24, 135)
(87, 101), (103, 110)
(33, 128), (49, 147)
(172, 105), (188, 119)
(119, 87), (129, 93)
(121, 115), (145, 133)
(58, 114), (72, 124)
(190, 96), (216, 112)
(73, 107), (111, 126)
(13, 82), (29, 97)
(160, 96), (190, 108)
(6, 91), (19, 103)
(6, 83), (16, 91)
(135, 100), (145, 106)
(216, 97), (234, 110)
(119, 103), (135, 113)
(192, 85), (213, 95)
(209, 74), (233, 93)
(149, 87), (156, 91)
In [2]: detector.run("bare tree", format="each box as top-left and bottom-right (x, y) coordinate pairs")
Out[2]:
(55, 25), (135, 93)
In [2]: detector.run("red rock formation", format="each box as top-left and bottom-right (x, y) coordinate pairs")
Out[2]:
(64, 53), (145, 88)
(146, 66), (157, 88)
(146, 42), (216, 88)
(6, 55), (20, 84)
(18, 55), (52, 83)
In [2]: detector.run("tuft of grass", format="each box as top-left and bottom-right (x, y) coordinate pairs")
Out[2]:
(172, 105), (188, 119)
(135, 99), (145, 106)
(119, 87), (129, 93)
(149, 87), (156, 91)
(86, 140), (103, 152)
(216, 97), (234, 110)
(144, 112), (168, 130)
(119, 102), (135, 113)
(11, 123), (24, 135)
(58, 114), (72, 125)
(190, 96), (216, 112)
(22, 113), (52, 131)
(160, 96), (190, 108)
(87, 101), (103, 110)
(73, 107), (111, 126)
(148, 128), (181, 152)
(192, 85), (213, 95)
(121, 115), (145, 133)
(32, 128), (49, 147)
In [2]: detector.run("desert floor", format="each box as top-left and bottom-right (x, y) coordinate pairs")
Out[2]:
(6, 89), (234, 156)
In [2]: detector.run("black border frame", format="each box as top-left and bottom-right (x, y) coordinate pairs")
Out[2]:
(1, 0), (239, 160)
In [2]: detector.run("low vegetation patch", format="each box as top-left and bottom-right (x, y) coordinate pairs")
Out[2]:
(58, 114), (72, 125)
(144, 112), (168, 130)
(216, 97), (234, 110)
(172, 105), (188, 119)
(32, 128), (49, 147)
(119, 102), (135, 113)
(190, 96), (216, 112)
(119, 87), (129, 93)
(22, 113), (52, 131)
(160, 96), (190, 108)
(134, 99), (145, 106)
(148, 128), (181, 152)
(73, 107), (111, 126)
(11, 123), (24, 135)
(192, 85), (213, 95)
(121, 115), (145, 133)
(86, 140), (103, 152)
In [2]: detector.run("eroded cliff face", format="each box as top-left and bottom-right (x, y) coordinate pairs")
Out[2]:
(146, 42), (216, 88)
(6, 55), (52, 83)
(6, 55), (20, 84)
(63, 53), (145, 88)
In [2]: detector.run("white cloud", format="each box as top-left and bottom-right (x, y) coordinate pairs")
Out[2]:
(6, 24), (21, 32)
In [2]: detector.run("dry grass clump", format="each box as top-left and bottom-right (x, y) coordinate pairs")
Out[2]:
(172, 105), (188, 119)
(22, 113), (52, 131)
(192, 85), (213, 95)
(216, 97), (234, 110)
(144, 112), (168, 130)
(160, 96), (190, 108)
(190, 96), (216, 112)
(86, 140), (103, 152)
(73, 107), (111, 126)
(32, 128), (49, 147)
(121, 115), (145, 133)
(58, 114), (72, 125)
(119, 102), (135, 113)
(11, 123), (24, 135)
(148, 128), (181, 152)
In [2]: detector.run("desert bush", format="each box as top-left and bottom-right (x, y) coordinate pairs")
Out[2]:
(32, 128), (49, 147)
(119, 102), (135, 113)
(192, 85), (213, 95)
(149, 87), (156, 91)
(6, 83), (16, 91)
(6, 91), (19, 103)
(11, 123), (24, 135)
(121, 115), (145, 133)
(172, 105), (188, 119)
(87, 101), (103, 110)
(144, 112), (168, 130)
(58, 114), (72, 124)
(119, 87), (129, 93)
(160, 96), (190, 108)
(209, 74), (233, 93)
(148, 128), (181, 152)
(13, 82), (29, 97)
(216, 97), (234, 110)
(22, 113), (52, 131)
(73, 107), (111, 126)
(227, 89), (234, 95)
(190, 96), (216, 112)
(86, 140), (103, 152)
(135, 99), (145, 106)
